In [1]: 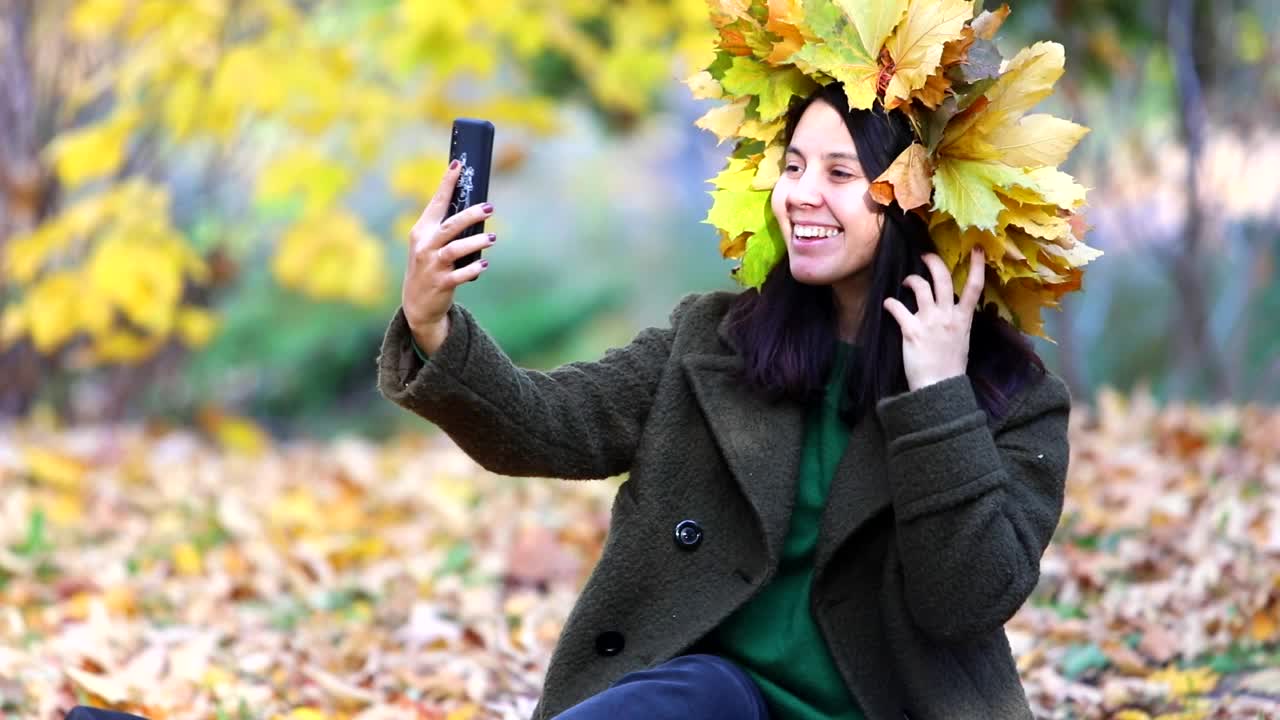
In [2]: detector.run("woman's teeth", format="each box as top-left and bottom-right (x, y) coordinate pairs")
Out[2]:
(794, 225), (841, 239)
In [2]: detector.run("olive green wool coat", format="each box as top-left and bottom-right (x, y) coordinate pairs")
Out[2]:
(376, 291), (1072, 720)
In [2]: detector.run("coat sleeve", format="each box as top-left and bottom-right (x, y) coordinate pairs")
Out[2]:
(874, 371), (1071, 641)
(376, 294), (700, 479)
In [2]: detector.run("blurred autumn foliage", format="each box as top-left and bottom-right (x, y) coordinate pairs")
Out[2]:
(0, 0), (714, 417)
(0, 0), (1278, 429)
(1, 391), (1279, 718)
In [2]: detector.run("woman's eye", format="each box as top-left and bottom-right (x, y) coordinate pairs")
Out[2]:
(831, 169), (854, 179)
(784, 164), (802, 173)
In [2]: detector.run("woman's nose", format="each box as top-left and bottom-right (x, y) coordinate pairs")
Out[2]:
(788, 169), (822, 207)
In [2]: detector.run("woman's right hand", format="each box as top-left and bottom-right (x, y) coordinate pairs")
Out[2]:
(401, 159), (496, 354)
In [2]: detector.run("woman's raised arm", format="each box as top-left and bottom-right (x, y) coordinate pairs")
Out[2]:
(378, 292), (698, 480)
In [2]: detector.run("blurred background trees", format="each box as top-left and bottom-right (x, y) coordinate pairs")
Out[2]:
(1, 0), (1277, 438)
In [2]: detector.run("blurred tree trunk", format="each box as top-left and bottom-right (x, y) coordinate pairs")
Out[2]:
(1045, 0), (1089, 401)
(0, 0), (52, 417)
(1166, 0), (1232, 401)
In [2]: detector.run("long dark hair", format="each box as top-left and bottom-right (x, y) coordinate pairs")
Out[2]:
(725, 83), (1044, 423)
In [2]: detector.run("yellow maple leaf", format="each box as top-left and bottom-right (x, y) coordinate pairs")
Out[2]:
(989, 114), (1090, 169)
(998, 199), (1071, 241)
(26, 272), (83, 353)
(940, 42), (1066, 160)
(272, 209), (387, 307)
(711, 157), (761, 191)
(883, 0), (974, 110)
(794, 0), (907, 110)
(835, 0), (910, 69)
(86, 239), (183, 337)
(927, 216), (987, 273)
(739, 115), (786, 144)
(695, 99), (749, 145)
(47, 107), (141, 188)
(684, 71), (724, 100)
(752, 143), (787, 190)
(986, 277), (1054, 339)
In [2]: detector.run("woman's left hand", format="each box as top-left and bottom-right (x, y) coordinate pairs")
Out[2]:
(882, 248), (986, 392)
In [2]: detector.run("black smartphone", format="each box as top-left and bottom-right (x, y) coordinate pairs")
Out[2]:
(447, 118), (495, 275)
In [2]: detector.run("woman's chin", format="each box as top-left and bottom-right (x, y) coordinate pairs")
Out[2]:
(789, 259), (836, 286)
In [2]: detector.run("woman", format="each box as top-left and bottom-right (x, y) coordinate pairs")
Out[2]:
(378, 78), (1071, 720)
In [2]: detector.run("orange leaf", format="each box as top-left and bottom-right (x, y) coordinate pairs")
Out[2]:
(871, 143), (933, 210)
(1249, 604), (1279, 642)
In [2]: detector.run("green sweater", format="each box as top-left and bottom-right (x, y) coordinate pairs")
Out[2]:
(707, 342), (865, 720)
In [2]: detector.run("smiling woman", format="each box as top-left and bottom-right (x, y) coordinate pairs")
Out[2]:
(380, 1), (1082, 718)
(728, 82), (1046, 425)
(773, 100), (885, 295)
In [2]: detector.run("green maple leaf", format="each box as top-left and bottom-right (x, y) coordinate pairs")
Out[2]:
(705, 188), (785, 287)
(793, 0), (907, 109)
(932, 158), (1035, 230)
(706, 189), (774, 238)
(720, 56), (818, 121)
(738, 221), (786, 288)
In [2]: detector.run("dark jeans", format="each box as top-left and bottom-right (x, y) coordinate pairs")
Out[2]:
(552, 654), (770, 720)
(64, 709), (148, 720)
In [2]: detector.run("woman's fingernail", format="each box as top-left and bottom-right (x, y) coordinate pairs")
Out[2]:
(488, 233), (496, 243)
(482, 203), (494, 214)
(449, 159), (460, 170)
(481, 259), (489, 268)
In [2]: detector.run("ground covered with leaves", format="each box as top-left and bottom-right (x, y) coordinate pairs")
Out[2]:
(1, 391), (1278, 720)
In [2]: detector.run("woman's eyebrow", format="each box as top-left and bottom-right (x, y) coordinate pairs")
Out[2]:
(786, 145), (859, 163)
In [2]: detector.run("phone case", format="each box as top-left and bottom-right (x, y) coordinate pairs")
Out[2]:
(447, 118), (495, 274)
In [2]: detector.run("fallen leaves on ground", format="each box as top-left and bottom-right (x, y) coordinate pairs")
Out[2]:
(1, 387), (1278, 719)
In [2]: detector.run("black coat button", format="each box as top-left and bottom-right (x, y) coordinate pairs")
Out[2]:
(674, 519), (703, 549)
(595, 631), (625, 656)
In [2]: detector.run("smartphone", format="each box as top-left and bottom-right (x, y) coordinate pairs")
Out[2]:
(446, 118), (495, 276)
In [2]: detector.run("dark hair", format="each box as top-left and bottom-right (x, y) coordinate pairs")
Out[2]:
(725, 83), (1044, 423)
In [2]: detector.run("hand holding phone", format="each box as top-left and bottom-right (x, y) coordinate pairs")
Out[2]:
(401, 119), (497, 354)
(446, 118), (495, 275)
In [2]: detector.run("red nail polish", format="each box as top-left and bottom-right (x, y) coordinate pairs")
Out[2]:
(482, 203), (494, 213)
(481, 259), (489, 268)
(449, 159), (460, 170)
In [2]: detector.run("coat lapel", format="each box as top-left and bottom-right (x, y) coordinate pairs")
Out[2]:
(680, 350), (804, 570)
(675, 308), (803, 566)
(814, 416), (892, 575)
(681, 313), (894, 579)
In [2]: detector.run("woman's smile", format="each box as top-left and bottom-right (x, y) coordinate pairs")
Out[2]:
(790, 223), (844, 250)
